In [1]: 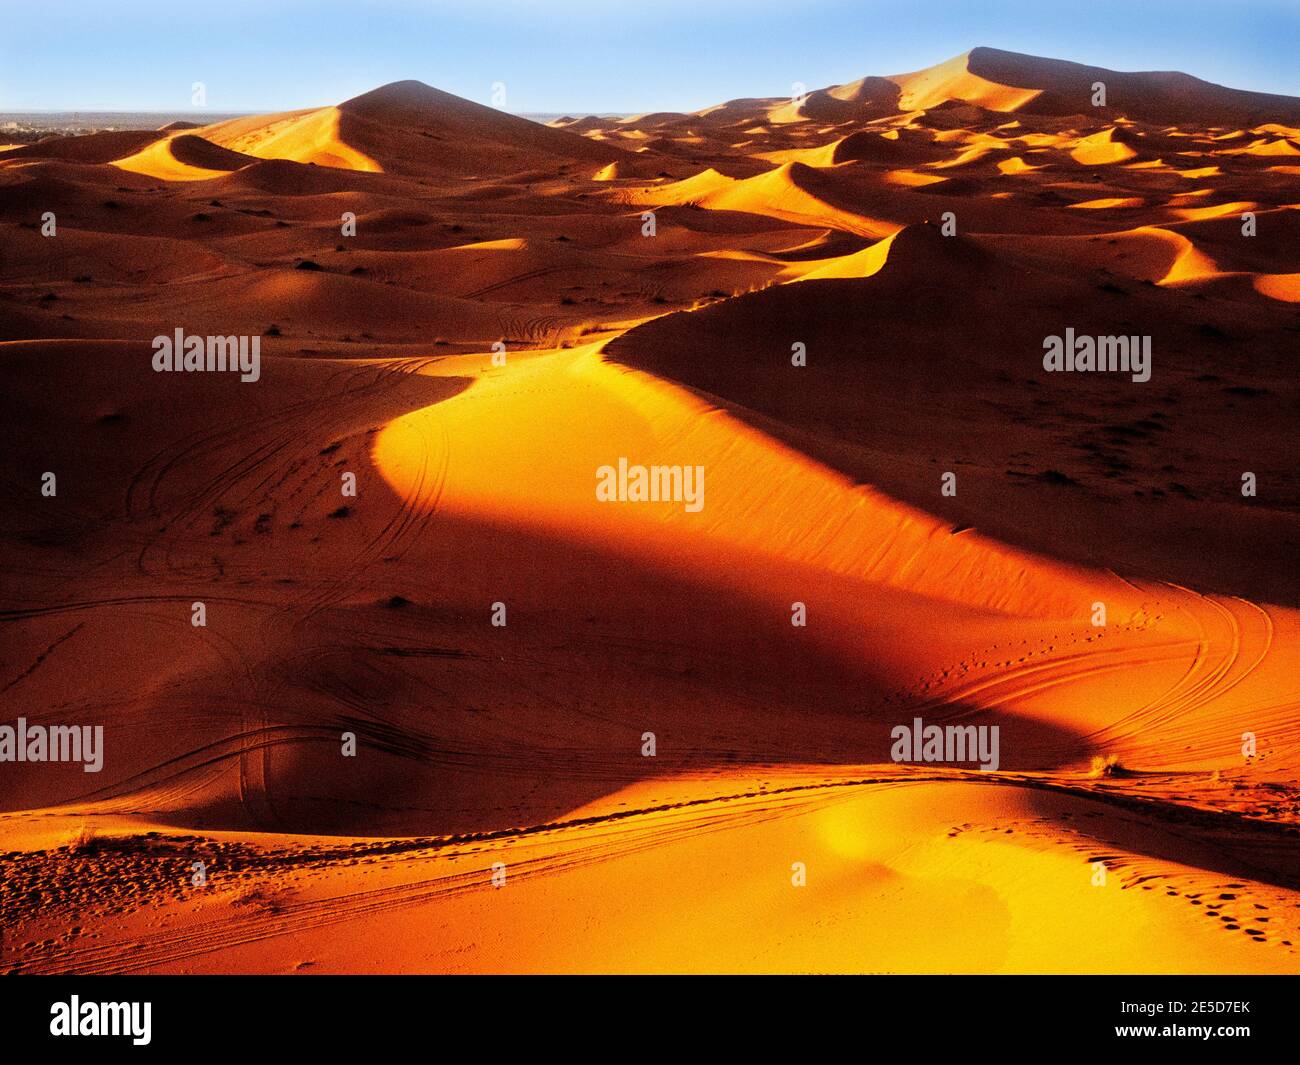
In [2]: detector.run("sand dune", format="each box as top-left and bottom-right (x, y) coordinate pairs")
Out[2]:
(965, 46), (1300, 126)
(3, 49), (1300, 976)
(198, 81), (627, 179)
(746, 47), (1300, 132)
(3, 129), (167, 164)
(113, 133), (261, 181)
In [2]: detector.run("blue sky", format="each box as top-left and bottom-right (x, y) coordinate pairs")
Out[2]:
(3, 0), (1297, 113)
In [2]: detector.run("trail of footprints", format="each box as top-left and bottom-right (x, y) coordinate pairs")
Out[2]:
(947, 812), (1299, 954)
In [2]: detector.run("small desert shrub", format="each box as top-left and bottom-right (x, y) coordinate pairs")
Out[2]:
(1089, 754), (1121, 777)
(65, 824), (99, 854)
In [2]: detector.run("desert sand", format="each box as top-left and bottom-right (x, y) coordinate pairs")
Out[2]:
(2, 47), (1299, 974)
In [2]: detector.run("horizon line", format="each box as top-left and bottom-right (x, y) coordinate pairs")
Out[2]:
(7, 43), (1300, 117)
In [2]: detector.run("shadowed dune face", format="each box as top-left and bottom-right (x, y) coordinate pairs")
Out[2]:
(3, 49), (1300, 975)
(606, 223), (1300, 606)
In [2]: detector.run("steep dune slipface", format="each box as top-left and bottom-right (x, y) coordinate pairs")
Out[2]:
(767, 76), (903, 124)
(206, 106), (385, 173)
(113, 133), (260, 181)
(614, 162), (902, 237)
(3, 51), (1300, 976)
(891, 51), (1046, 113)
(699, 162), (902, 236)
(1069, 127), (1140, 165)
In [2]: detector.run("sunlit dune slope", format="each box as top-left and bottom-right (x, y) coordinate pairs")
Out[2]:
(9, 777), (1298, 975)
(890, 50), (1046, 113)
(113, 133), (260, 181)
(198, 106), (383, 173)
(612, 161), (902, 238)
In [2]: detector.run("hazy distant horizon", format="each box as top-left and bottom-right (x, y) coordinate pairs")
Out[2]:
(0, 111), (624, 132)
